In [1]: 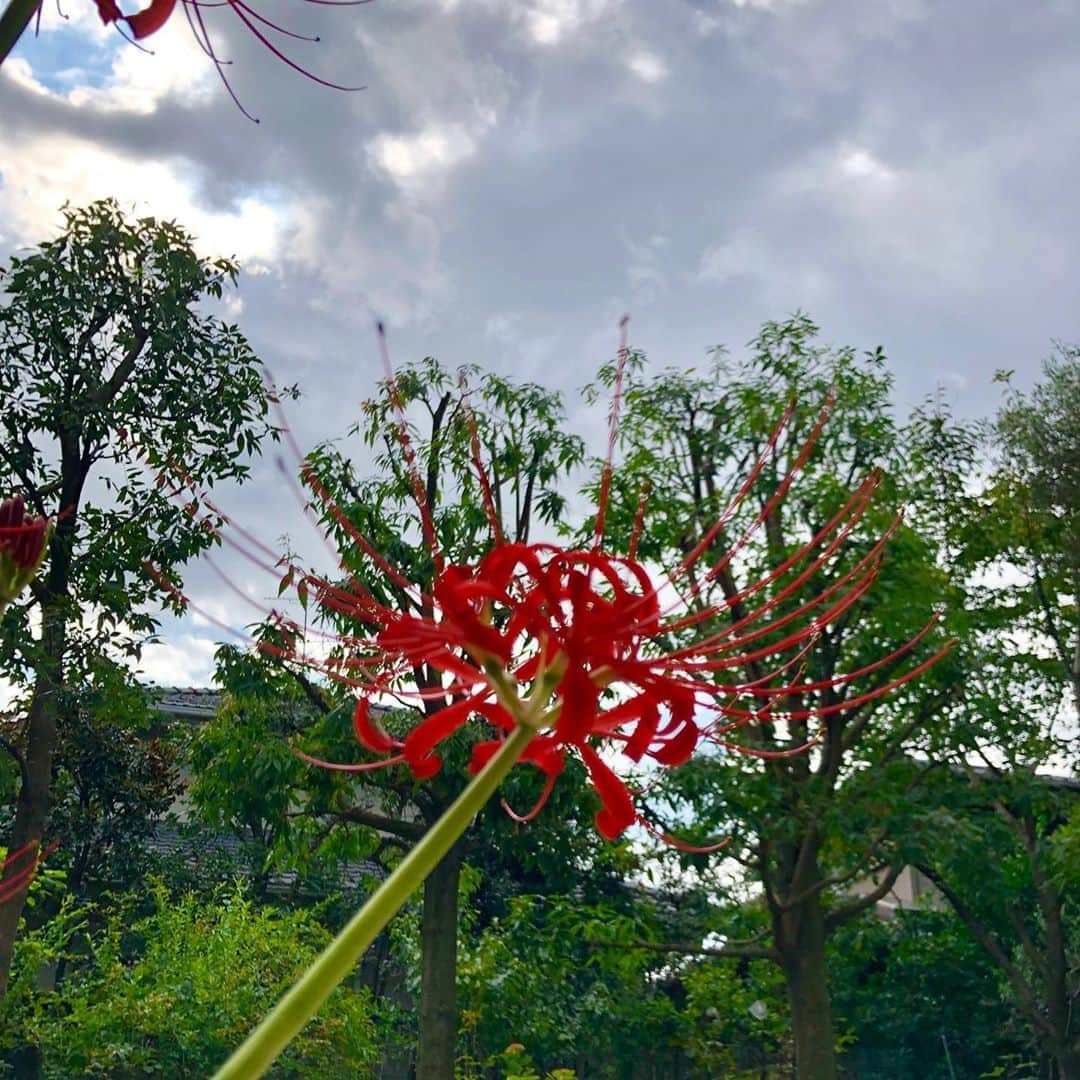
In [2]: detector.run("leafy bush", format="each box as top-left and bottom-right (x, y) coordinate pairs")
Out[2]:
(458, 895), (690, 1078)
(5, 881), (377, 1078)
(830, 909), (1027, 1079)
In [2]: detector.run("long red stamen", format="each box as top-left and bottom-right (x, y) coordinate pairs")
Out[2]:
(501, 770), (560, 824)
(290, 747), (406, 772)
(459, 371), (505, 545)
(637, 816), (732, 854)
(593, 315), (630, 550)
(376, 323), (445, 577)
(667, 397), (797, 589)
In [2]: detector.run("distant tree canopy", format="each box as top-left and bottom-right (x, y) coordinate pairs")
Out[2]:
(0, 199), (280, 1001)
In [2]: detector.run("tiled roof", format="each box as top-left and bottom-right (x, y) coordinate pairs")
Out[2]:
(146, 821), (385, 896)
(148, 686), (223, 718)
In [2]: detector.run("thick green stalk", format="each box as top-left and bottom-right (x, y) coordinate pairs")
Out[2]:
(212, 722), (536, 1080)
(0, 0), (38, 67)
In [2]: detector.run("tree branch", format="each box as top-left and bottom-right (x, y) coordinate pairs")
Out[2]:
(587, 937), (779, 962)
(823, 862), (904, 932)
(0, 734), (29, 795)
(91, 326), (150, 411)
(778, 831), (888, 913)
(329, 805), (425, 840)
(915, 862), (1053, 1037)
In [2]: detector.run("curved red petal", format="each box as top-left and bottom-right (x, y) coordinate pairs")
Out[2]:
(555, 663), (599, 745)
(403, 698), (476, 772)
(651, 720), (700, 766)
(125, 0), (177, 37)
(353, 699), (401, 753)
(623, 700), (659, 762)
(580, 744), (635, 841)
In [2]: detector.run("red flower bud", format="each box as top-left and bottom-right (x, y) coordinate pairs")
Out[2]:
(0, 494), (51, 610)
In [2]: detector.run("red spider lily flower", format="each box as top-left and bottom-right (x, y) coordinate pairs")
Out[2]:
(0, 494), (51, 611)
(89, 0), (369, 122)
(139, 322), (952, 848)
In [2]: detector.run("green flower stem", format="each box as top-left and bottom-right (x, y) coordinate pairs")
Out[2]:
(0, 0), (37, 66)
(212, 721), (536, 1080)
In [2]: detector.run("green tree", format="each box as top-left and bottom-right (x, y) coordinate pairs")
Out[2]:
(829, 907), (1026, 1078)
(46, 658), (181, 894)
(915, 769), (1079, 1079)
(908, 351), (1080, 1079)
(586, 315), (960, 1080)
(0, 199), (279, 1001)
(188, 357), (607, 1079)
(458, 894), (693, 1078)
(991, 346), (1080, 715)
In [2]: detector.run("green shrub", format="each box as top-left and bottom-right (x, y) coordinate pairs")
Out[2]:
(8, 881), (377, 1078)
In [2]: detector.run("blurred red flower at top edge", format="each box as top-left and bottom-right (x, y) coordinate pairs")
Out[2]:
(144, 324), (952, 846)
(90, 0), (368, 122)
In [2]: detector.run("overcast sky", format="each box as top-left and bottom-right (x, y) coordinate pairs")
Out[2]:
(2, 0), (1078, 687)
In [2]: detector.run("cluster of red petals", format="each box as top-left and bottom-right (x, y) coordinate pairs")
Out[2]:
(94, 0), (172, 39)
(364, 543), (702, 840)
(343, 502), (947, 841)
(0, 495), (48, 572)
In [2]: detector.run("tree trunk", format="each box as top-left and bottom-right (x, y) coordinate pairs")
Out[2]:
(1053, 1046), (1080, 1080)
(776, 892), (837, 1080)
(0, 602), (64, 1005)
(416, 841), (463, 1080)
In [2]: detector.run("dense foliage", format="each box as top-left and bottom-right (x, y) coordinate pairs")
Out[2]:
(1, 882), (378, 1078)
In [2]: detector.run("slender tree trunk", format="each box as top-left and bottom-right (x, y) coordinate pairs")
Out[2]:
(416, 841), (463, 1080)
(1053, 1046), (1080, 1080)
(1038, 868), (1078, 1080)
(0, 602), (64, 1005)
(775, 886), (838, 1080)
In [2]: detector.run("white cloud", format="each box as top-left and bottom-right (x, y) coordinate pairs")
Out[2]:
(68, 22), (216, 113)
(725, 0), (809, 9)
(696, 226), (834, 308)
(624, 231), (669, 304)
(0, 125), (292, 264)
(839, 147), (896, 185)
(2, 57), (51, 96)
(6, 17), (214, 113)
(138, 634), (219, 688)
(367, 122), (478, 189)
(627, 51), (667, 84)
(33, 0), (115, 43)
(523, 0), (617, 45)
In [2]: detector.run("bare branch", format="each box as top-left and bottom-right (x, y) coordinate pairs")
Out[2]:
(915, 862), (1053, 1037)
(587, 937), (779, 963)
(823, 862), (904, 932)
(326, 805), (425, 841)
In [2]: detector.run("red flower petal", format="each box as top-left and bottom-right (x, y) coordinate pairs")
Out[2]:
(651, 720), (699, 766)
(353, 699), (401, 753)
(555, 662), (599, 746)
(402, 697), (479, 775)
(580, 744), (635, 841)
(125, 0), (176, 37)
